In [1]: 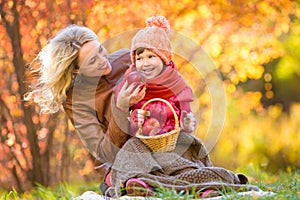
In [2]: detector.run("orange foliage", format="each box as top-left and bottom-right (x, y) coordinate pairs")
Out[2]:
(0, 0), (299, 190)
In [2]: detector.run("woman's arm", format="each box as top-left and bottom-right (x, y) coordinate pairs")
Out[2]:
(64, 88), (129, 164)
(63, 49), (132, 164)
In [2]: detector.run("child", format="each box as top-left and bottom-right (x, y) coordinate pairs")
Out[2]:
(114, 15), (196, 196)
(116, 15), (196, 137)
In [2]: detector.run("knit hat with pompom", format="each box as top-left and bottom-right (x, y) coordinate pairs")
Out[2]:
(131, 15), (172, 65)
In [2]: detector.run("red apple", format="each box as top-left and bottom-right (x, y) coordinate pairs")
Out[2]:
(162, 125), (173, 133)
(126, 71), (146, 86)
(142, 118), (160, 136)
(157, 128), (166, 135)
(148, 128), (161, 136)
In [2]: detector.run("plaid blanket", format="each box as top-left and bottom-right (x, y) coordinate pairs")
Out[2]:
(110, 132), (259, 197)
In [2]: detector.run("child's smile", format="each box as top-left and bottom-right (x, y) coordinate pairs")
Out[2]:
(135, 49), (164, 79)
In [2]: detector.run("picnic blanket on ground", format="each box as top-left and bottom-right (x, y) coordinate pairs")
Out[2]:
(109, 132), (259, 197)
(75, 190), (275, 200)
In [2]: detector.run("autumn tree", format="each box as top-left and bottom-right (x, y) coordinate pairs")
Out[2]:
(0, 0), (95, 191)
(0, 0), (43, 191)
(0, 0), (299, 191)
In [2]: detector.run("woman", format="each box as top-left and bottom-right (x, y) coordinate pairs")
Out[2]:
(25, 25), (145, 179)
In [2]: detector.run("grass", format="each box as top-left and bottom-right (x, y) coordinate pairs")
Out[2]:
(0, 169), (299, 200)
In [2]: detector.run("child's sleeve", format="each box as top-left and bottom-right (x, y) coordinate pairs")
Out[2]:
(175, 87), (196, 133)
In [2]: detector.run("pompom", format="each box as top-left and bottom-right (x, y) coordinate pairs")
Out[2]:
(146, 15), (170, 33)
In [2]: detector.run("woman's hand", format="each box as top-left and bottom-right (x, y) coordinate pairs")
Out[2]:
(116, 81), (146, 111)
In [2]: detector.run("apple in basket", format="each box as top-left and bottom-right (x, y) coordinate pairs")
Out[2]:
(155, 125), (174, 135)
(142, 118), (161, 136)
(126, 71), (146, 86)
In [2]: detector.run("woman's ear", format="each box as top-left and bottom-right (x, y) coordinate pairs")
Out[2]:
(72, 68), (79, 74)
(72, 68), (79, 81)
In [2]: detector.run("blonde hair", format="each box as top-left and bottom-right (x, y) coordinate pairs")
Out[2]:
(24, 25), (98, 114)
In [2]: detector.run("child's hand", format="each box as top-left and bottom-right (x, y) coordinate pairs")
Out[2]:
(131, 109), (150, 126)
(129, 84), (146, 106)
(116, 81), (146, 111)
(180, 111), (196, 133)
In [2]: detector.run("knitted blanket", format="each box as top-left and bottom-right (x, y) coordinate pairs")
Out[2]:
(110, 132), (259, 197)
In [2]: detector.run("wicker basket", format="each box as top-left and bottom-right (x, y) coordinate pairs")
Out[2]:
(135, 98), (181, 152)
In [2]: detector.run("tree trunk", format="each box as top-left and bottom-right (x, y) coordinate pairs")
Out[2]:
(0, 0), (44, 185)
(41, 115), (57, 185)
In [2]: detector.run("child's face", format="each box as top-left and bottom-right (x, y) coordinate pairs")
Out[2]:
(135, 49), (164, 79)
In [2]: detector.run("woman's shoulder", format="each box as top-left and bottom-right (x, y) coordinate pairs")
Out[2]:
(108, 48), (131, 65)
(106, 49), (131, 83)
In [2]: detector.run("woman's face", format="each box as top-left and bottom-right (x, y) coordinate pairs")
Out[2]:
(78, 40), (112, 77)
(135, 49), (164, 79)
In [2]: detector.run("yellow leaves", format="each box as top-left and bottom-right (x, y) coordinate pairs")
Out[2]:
(54, 20), (63, 29)
(55, 0), (64, 5)
(296, 7), (300, 19)
(36, 19), (47, 30)
(248, 65), (264, 80)
(264, 73), (272, 82)
(199, 91), (211, 106)
(264, 83), (272, 91)
(237, 69), (247, 82)
(8, 1), (14, 9)
(257, 1), (276, 16)
(267, 104), (283, 118)
(0, 0), (298, 178)
(9, 95), (16, 103)
(198, 4), (212, 19)
(265, 91), (274, 99)
(210, 43), (222, 58)
(240, 47), (250, 59)
(39, 35), (48, 47)
(230, 73), (239, 85)
(231, 91), (263, 115)
(71, 1), (78, 10)
(276, 56), (296, 80)
(203, 33), (224, 59)
(280, 22), (290, 34)
(212, 100), (300, 171)
(174, 11), (198, 34)
(32, 11), (39, 18)
(259, 70), (273, 103)
(221, 64), (232, 74)
(53, 129), (63, 140)
(274, 22), (290, 37)
(6, 133), (15, 147)
(25, 0), (37, 8)
(32, 115), (39, 124)
(226, 82), (236, 94)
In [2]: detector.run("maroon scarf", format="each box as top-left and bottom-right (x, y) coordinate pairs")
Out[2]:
(143, 61), (188, 100)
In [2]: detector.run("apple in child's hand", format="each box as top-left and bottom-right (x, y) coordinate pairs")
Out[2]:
(126, 71), (146, 86)
(142, 118), (160, 136)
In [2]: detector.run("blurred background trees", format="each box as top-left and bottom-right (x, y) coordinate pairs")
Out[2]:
(0, 0), (299, 192)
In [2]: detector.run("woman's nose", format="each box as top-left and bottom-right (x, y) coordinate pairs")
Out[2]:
(97, 54), (107, 62)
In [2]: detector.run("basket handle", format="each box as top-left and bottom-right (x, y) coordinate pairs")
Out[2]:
(140, 98), (179, 129)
